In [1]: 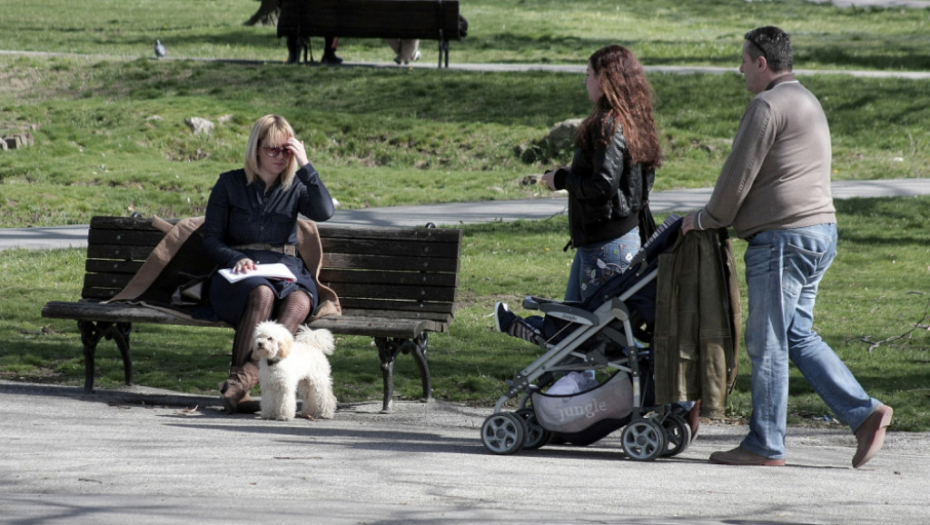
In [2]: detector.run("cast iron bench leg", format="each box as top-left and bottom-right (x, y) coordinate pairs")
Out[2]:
(412, 333), (432, 401)
(76, 320), (134, 393)
(375, 333), (433, 413)
(110, 322), (134, 386)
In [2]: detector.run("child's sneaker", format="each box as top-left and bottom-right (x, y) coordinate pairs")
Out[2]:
(494, 302), (515, 333)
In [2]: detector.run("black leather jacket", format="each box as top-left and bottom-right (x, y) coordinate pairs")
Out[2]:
(552, 124), (654, 248)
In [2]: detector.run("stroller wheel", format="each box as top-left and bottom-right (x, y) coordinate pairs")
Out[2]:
(620, 418), (667, 461)
(481, 412), (526, 455)
(516, 408), (551, 450)
(661, 413), (693, 457)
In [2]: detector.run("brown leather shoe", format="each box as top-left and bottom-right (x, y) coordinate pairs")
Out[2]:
(709, 446), (785, 466)
(852, 404), (893, 468)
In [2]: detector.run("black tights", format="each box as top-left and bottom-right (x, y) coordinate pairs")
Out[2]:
(229, 286), (312, 369)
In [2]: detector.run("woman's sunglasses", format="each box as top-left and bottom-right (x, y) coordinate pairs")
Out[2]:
(262, 145), (292, 158)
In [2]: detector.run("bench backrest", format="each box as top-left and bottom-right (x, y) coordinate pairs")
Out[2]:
(318, 223), (462, 325)
(302, 0), (462, 41)
(81, 216), (463, 325)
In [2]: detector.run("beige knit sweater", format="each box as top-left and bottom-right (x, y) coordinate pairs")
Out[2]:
(699, 77), (837, 239)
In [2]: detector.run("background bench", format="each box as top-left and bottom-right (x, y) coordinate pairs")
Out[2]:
(292, 0), (463, 68)
(41, 216), (463, 412)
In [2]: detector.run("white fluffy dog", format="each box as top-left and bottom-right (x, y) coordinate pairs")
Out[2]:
(252, 320), (337, 421)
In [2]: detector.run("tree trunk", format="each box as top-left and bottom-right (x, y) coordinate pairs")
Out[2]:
(244, 0), (279, 27)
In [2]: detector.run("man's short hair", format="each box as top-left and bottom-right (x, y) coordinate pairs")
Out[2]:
(745, 26), (793, 72)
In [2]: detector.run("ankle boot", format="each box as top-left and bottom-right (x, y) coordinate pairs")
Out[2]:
(219, 378), (248, 413)
(220, 362), (260, 413)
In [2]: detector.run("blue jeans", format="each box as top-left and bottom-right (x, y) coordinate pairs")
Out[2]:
(741, 224), (880, 459)
(565, 228), (640, 302)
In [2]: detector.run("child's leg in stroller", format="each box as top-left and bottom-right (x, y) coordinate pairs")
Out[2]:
(494, 302), (543, 343)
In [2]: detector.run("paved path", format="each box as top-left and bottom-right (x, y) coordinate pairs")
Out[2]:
(5, 51), (928, 80)
(1, 380), (928, 525)
(2, 178), (929, 251)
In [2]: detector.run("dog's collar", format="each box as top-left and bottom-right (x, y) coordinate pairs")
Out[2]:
(266, 357), (281, 367)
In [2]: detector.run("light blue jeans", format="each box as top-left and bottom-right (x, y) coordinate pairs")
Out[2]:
(741, 223), (880, 459)
(565, 228), (640, 302)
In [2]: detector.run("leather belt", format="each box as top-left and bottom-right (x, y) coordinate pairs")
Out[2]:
(232, 243), (297, 257)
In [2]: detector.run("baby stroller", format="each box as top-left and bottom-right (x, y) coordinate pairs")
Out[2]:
(480, 215), (692, 461)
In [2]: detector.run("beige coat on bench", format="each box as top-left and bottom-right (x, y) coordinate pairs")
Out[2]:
(107, 216), (341, 322)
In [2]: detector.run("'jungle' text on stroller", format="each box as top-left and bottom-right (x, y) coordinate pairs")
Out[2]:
(557, 398), (608, 422)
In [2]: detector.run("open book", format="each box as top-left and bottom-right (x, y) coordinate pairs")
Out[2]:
(218, 263), (297, 284)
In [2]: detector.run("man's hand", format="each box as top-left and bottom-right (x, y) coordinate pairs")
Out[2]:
(681, 211), (700, 235)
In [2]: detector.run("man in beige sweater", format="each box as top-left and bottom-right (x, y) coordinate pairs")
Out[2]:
(682, 26), (892, 468)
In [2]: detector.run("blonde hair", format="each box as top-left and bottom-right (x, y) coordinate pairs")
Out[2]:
(243, 115), (298, 189)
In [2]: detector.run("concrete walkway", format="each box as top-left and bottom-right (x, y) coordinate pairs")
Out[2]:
(3, 178), (929, 251)
(1, 379), (928, 525)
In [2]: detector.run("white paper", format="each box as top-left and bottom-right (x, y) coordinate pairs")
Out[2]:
(218, 263), (297, 284)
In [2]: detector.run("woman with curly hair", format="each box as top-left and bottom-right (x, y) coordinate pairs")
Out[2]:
(495, 44), (662, 340)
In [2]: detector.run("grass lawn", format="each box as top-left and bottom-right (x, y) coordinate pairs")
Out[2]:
(1, 0), (929, 70)
(0, 0), (928, 430)
(2, 198), (928, 431)
(1, 57), (927, 227)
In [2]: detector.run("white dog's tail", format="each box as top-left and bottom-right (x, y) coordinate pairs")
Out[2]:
(295, 325), (335, 356)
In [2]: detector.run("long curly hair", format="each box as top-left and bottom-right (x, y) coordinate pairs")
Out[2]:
(576, 45), (662, 171)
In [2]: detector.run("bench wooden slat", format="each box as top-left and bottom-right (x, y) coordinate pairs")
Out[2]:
(322, 238), (461, 259)
(86, 244), (154, 261)
(84, 272), (134, 290)
(88, 228), (165, 247)
(81, 288), (125, 301)
(337, 298), (452, 321)
(41, 301), (444, 339)
(89, 216), (161, 230)
(317, 223), (463, 243)
(308, 315), (440, 339)
(342, 302), (452, 322)
(41, 301), (233, 328)
(322, 252), (459, 273)
(332, 282), (455, 303)
(319, 268), (457, 287)
(85, 259), (145, 275)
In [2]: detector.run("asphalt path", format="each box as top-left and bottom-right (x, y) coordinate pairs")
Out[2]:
(3, 178), (930, 251)
(1, 380), (929, 525)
